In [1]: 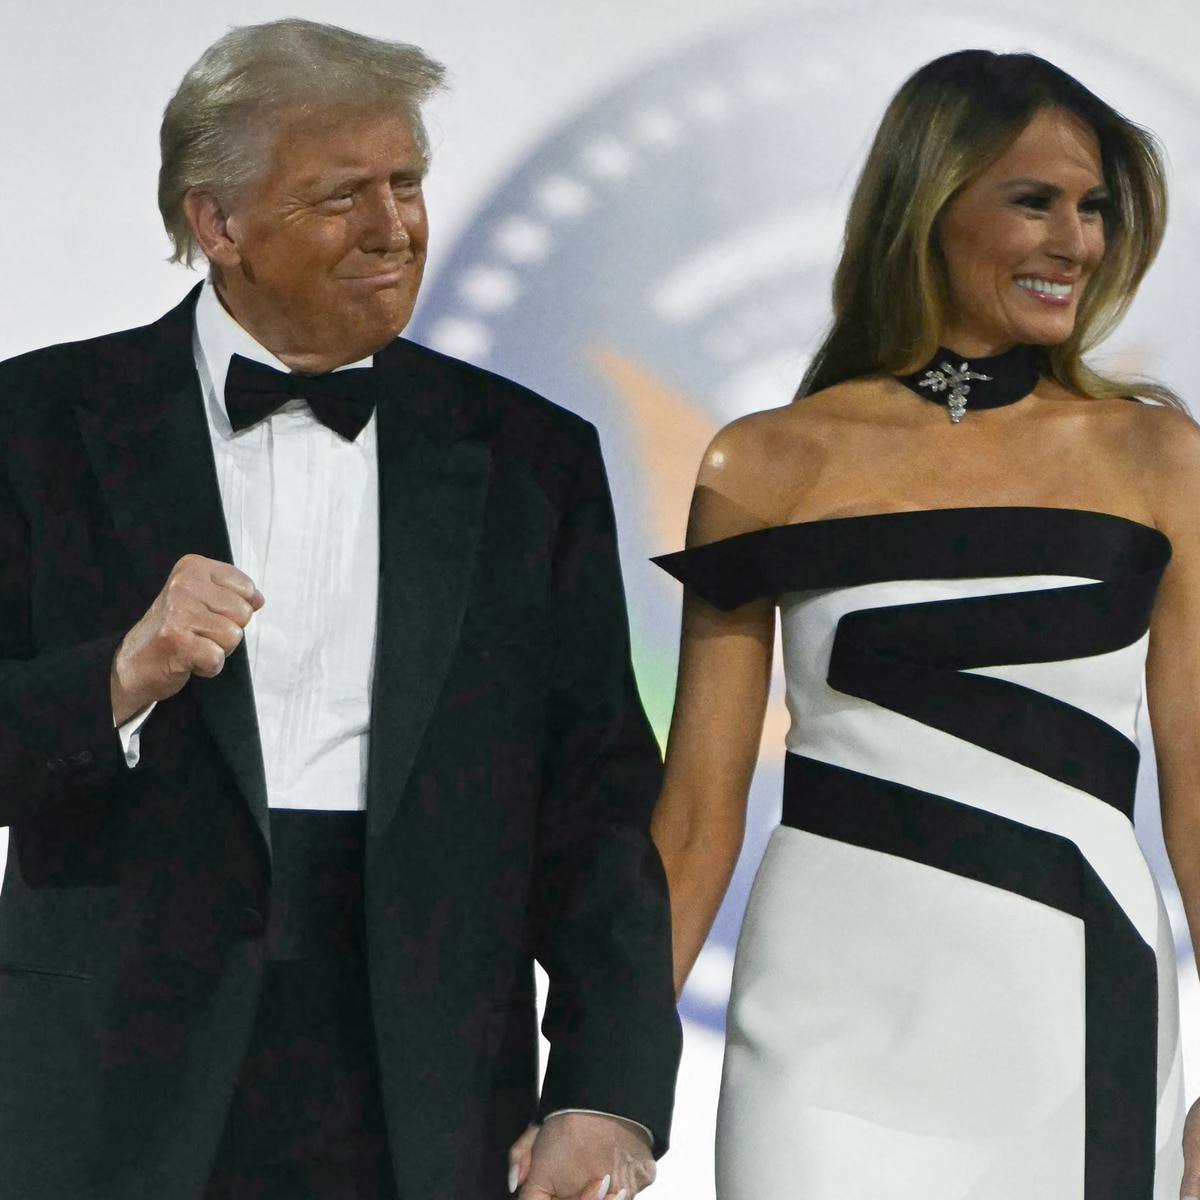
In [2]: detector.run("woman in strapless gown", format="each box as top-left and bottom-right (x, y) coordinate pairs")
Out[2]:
(651, 50), (1200, 1200)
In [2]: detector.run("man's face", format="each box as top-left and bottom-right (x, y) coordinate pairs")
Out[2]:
(208, 109), (429, 371)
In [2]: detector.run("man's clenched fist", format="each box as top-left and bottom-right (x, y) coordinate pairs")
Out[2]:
(110, 555), (264, 724)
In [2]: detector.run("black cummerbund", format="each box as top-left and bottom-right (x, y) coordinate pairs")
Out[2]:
(265, 809), (367, 963)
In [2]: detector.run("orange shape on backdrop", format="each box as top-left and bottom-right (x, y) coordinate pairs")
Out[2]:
(589, 344), (790, 756)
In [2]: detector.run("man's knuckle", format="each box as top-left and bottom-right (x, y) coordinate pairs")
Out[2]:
(196, 642), (225, 675)
(164, 573), (191, 602)
(156, 627), (184, 657)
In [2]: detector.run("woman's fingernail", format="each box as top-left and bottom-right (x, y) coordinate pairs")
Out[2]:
(594, 1176), (611, 1200)
(508, 1162), (519, 1193)
(614, 1190), (628, 1200)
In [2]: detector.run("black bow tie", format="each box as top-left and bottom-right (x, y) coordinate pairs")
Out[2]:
(224, 353), (377, 441)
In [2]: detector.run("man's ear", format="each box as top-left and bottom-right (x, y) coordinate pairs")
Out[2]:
(182, 189), (240, 271)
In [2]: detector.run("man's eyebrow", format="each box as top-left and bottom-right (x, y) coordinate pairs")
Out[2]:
(303, 167), (425, 193)
(297, 172), (364, 194)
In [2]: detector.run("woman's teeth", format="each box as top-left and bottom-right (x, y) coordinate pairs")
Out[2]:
(1015, 276), (1073, 297)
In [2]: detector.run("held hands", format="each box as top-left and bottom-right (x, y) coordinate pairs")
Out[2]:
(509, 1113), (654, 1200)
(110, 554), (264, 725)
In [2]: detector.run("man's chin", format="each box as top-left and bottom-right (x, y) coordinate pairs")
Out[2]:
(364, 291), (417, 334)
(335, 305), (416, 360)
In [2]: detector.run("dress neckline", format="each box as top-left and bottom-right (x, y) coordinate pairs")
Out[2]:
(687, 506), (1167, 550)
(652, 506), (1171, 612)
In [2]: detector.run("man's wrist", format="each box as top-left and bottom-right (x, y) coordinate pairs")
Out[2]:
(110, 645), (139, 727)
(541, 1109), (653, 1149)
(110, 638), (155, 728)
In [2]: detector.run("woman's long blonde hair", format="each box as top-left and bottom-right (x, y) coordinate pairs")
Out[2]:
(798, 50), (1178, 407)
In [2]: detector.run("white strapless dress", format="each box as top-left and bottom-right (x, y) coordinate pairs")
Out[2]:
(656, 507), (1184, 1200)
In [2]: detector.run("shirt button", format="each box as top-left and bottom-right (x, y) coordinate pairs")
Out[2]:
(239, 908), (266, 938)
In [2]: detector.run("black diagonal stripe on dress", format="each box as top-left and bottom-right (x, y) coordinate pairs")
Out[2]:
(654, 507), (1169, 818)
(781, 753), (1157, 1200)
(652, 507), (1169, 612)
(826, 568), (1162, 817)
(829, 642), (1141, 815)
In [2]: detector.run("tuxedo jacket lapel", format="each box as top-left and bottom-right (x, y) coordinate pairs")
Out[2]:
(72, 289), (271, 856)
(366, 339), (493, 837)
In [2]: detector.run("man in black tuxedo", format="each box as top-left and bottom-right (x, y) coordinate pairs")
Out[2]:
(0, 18), (680, 1200)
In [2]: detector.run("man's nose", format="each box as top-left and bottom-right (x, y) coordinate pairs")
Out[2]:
(360, 186), (410, 252)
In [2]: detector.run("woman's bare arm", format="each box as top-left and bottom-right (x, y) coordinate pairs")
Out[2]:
(1144, 408), (1200, 965)
(1139, 405), (1200, 1191)
(651, 414), (798, 996)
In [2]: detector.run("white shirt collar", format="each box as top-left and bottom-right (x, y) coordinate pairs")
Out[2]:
(193, 276), (373, 437)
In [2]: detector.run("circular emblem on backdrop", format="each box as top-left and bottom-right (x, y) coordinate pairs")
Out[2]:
(409, 7), (1200, 1030)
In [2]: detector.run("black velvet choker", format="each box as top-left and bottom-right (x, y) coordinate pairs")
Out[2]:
(897, 344), (1040, 424)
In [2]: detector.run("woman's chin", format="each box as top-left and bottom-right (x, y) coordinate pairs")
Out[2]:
(1014, 308), (1081, 348)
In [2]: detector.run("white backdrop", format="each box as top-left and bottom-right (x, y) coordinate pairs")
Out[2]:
(4, 1), (1200, 1195)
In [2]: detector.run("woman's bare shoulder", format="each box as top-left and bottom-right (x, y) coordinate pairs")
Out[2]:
(688, 380), (882, 545)
(1109, 398), (1200, 469)
(1071, 397), (1200, 544)
(1120, 401), (1200, 522)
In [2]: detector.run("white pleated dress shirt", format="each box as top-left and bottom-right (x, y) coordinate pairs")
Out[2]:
(123, 278), (379, 811)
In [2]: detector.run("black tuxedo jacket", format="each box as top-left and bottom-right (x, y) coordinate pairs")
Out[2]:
(0, 288), (681, 1199)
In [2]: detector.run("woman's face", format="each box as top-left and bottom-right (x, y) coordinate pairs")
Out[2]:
(937, 105), (1108, 357)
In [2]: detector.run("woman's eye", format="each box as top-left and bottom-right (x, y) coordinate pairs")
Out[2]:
(1080, 198), (1110, 216)
(1015, 194), (1050, 211)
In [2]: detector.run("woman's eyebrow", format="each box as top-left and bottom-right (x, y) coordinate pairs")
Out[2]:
(999, 176), (1110, 198)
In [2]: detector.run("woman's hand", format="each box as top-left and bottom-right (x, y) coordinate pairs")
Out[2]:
(508, 1123), (539, 1193)
(1181, 1097), (1200, 1198)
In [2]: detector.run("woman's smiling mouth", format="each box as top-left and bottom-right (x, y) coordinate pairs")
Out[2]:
(1014, 275), (1076, 305)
